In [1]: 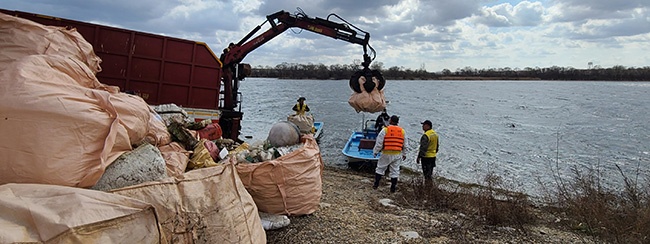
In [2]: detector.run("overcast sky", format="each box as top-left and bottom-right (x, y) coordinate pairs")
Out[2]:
(2, 0), (649, 71)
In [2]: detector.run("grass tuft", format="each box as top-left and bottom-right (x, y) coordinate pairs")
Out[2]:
(543, 164), (650, 243)
(397, 171), (536, 229)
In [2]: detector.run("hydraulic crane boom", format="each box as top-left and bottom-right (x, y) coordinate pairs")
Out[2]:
(219, 10), (374, 111)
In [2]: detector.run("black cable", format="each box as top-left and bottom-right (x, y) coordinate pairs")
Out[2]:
(326, 13), (377, 63)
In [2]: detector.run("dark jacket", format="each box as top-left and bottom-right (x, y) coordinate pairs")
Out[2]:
(375, 112), (390, 130)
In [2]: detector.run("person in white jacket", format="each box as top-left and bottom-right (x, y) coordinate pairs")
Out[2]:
(372, 115), (407, 193)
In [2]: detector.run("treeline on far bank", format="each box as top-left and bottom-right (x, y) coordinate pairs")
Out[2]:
(250, 62), (650, 81)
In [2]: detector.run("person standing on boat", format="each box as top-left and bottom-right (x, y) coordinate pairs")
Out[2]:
(417, 120), (439, 183)
(292, 97), (310, 115)
(372, 115), (407, 193)
(374, 109), (390, 132)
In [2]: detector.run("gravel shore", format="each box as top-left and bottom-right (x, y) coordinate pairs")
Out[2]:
(266, 166), (598, 243)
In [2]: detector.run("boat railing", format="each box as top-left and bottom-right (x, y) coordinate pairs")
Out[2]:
(362, 119), (378, 139)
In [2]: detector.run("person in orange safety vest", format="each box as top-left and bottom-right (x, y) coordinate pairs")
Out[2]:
(372, 115), (407, 193)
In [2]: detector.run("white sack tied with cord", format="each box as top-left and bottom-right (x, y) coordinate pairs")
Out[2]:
(287, 113), (314, 134)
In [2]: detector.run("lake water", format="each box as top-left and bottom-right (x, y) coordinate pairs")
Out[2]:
(239, 78), (650, 195)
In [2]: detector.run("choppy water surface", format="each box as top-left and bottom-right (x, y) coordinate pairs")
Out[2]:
(239, 78), (650, 195)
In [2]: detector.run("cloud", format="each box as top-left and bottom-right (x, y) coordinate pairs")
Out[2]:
(255, 1), (327, 17)
(474, 1), (545, 27)
(546, 6), (650, 40)
(244, 34), (365, 66)
(1, 0), (240, 40)
(546, 0), (648, 22)
(34, 0), (176, 26)
(317, 0), (396, 17)
(415, 0), (481, 25)
(255, 0), (394, 19)
(551, 0), (646, 12)
(407, 25), (460, 43)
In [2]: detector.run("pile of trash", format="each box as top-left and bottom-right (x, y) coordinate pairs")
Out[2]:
(151, 103), (307, 166)
(233, 140), (305, 164)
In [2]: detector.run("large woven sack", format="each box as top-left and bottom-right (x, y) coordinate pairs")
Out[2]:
(111, 162), (266, 244)
(0, 183), (164, 243)
(0, 12), (101, 74)
(0, 13), (154, 187)
(236, 135), (324, 215)
(145, 111), (173, 147)
(287, 114), (314, 134)
(348, 76), (387, 113)
(0, 55), (145, 188)
(158, 142), (190, 178)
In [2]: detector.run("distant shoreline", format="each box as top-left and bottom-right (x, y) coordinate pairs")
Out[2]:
(436, 76), (541, 80)
(252, 76), (649, 81)
(252, 65), (650, 81)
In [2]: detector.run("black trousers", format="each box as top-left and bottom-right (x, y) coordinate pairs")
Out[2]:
(421, 157), (436, 180)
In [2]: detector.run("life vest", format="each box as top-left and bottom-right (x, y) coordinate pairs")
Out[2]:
(295, 103), (308, 115)
(423, 129), (438, 158)
(383, 125), (404, 151)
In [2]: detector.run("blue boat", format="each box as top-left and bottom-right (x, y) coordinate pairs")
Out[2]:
(313, 121), (323, 141)
(341, 118), (381, 163)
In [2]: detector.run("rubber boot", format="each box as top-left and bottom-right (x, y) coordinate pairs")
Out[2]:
(424, 177), (433, 187)
(373, 174), (382, 189)
(390, 178), (398, 193)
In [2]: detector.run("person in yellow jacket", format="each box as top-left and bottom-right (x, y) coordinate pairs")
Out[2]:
(372, 115), (407, 193)
(292, 97), (310, 115)
(417, 120), (439, 182)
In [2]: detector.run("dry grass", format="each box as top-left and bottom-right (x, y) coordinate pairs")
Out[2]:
(474, 173), (536, 227)
(395, 157), (650, 243)
(543, 164), (650, 243)
(396, 171), (537, 229)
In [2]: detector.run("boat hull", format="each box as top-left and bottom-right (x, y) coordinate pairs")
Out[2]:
(341, 131), (380, 162)
(313, 122), (323, 141)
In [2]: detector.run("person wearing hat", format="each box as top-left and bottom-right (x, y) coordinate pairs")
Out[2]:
(417, 120), (439, 182)
(292, 97), (310, 115)
(372, 115), (407, 193)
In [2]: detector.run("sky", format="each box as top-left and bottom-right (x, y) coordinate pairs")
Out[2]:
(1, 0), (649, 72)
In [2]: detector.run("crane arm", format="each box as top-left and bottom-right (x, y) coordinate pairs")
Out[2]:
(220, 10), (374, 111)
(221, 10), (371, 69)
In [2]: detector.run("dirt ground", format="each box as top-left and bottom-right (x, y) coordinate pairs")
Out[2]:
(265, 166), (598, 244)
